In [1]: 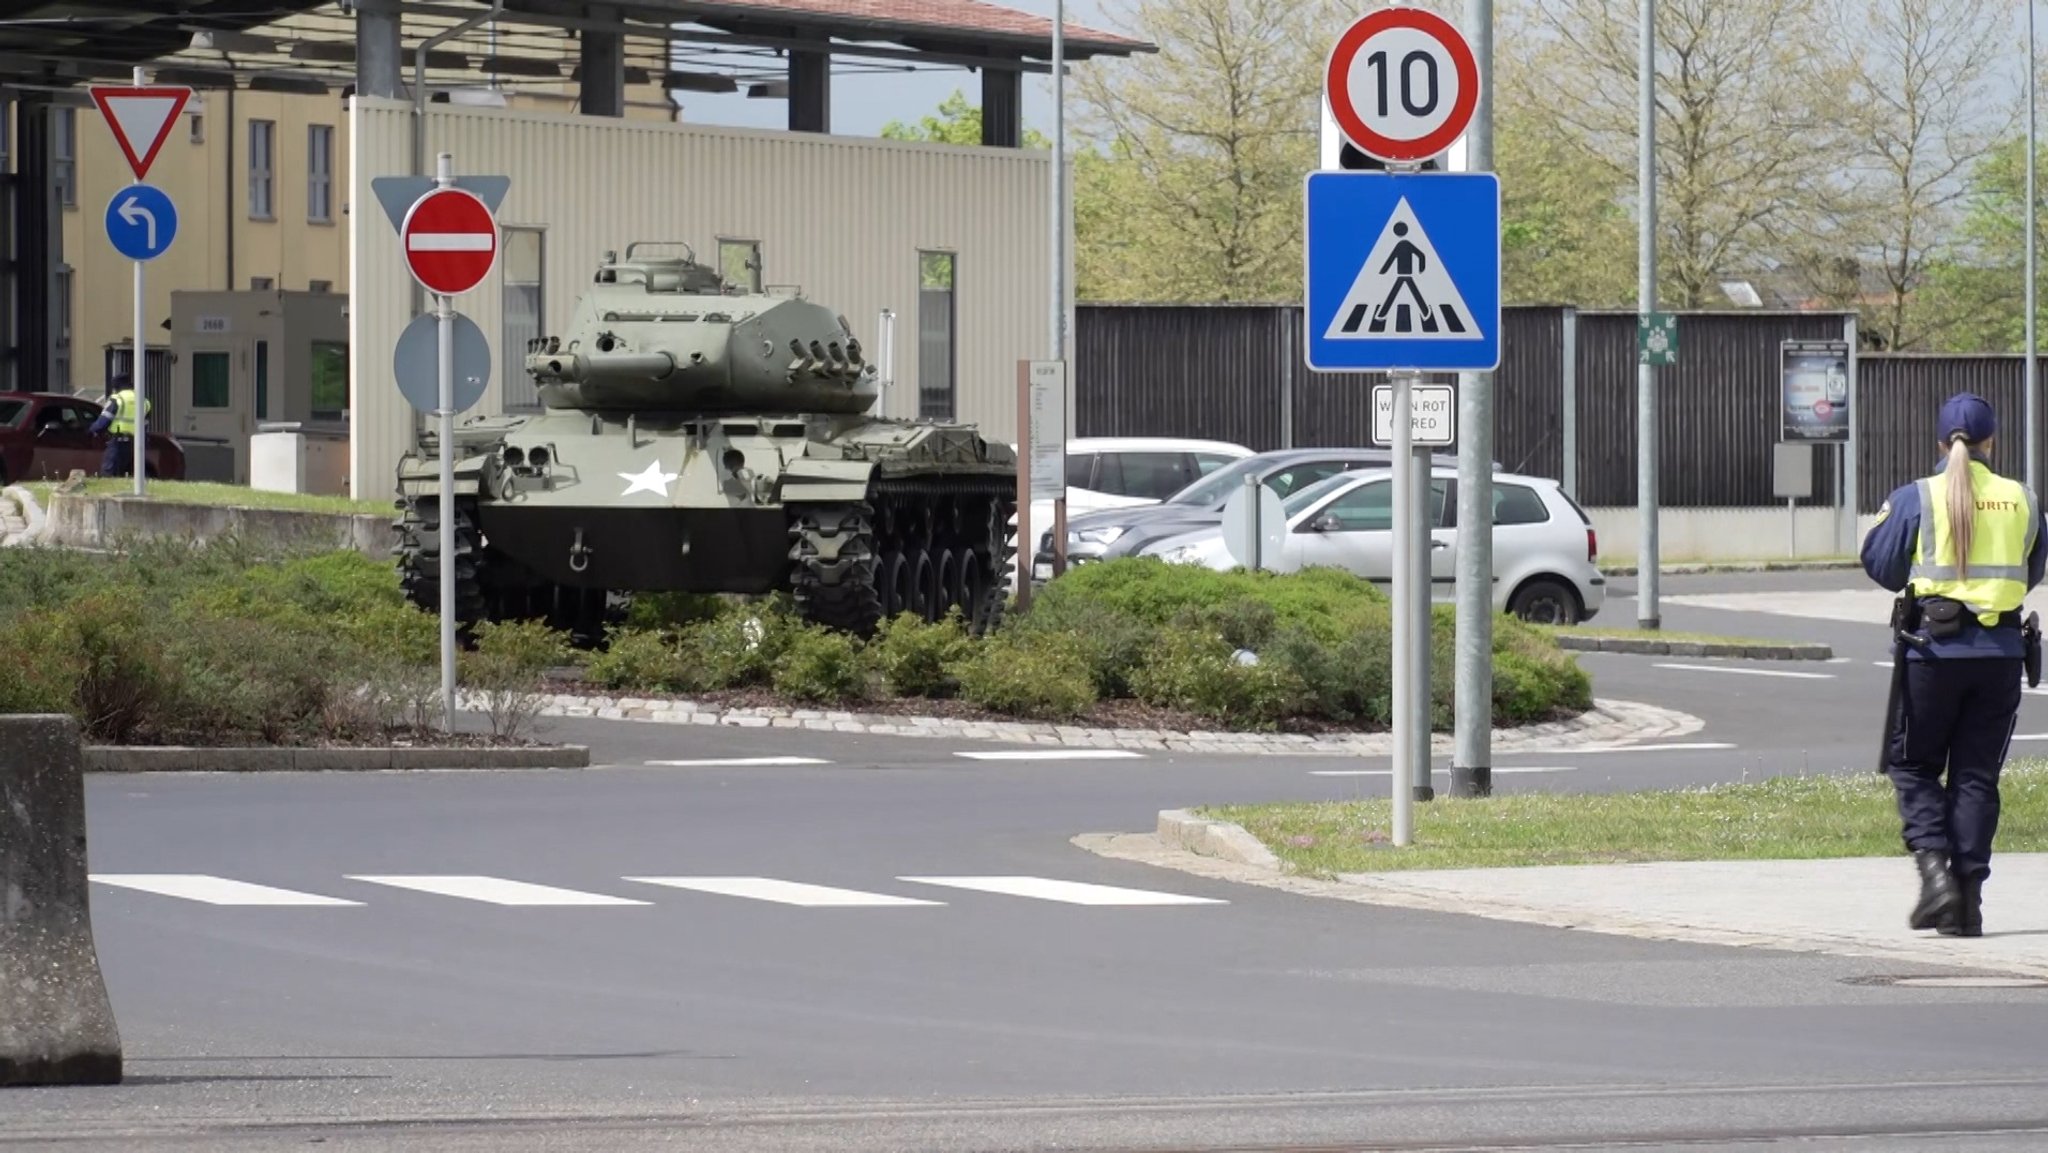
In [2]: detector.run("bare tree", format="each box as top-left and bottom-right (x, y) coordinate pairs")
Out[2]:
(1809, 0), (2019, 350)
(1509, 0), (1849, 308)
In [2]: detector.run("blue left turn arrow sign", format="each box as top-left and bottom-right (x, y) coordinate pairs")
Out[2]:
(104, 183), (178, 262)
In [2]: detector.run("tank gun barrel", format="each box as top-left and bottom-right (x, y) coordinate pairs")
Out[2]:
(528, 350), (677, 383)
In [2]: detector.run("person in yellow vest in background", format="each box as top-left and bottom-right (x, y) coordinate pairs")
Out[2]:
(88, 373), (150, 478)
(1862, 391), (2047, 938)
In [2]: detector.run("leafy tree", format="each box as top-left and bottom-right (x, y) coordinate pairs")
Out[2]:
(1925, 136), (2048, 352)
(1493, 47), (1637, 307)
(879, 88), (1052, 149)
(1067, 0), (1342, 302)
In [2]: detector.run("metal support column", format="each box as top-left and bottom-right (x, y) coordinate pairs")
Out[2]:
(1635, 0), (1661, 629)
(1561, 306), (1579, 500)
(981, 67), (1022, 147)
(12, 95), (58, 392)
(354, 0), (405, 99)
(1451, 0), (1496, 799)
(789, 44), (831, 133)
(578, 6), (625, 118)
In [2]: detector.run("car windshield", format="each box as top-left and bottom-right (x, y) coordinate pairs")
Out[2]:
(1281, 471), (1371, 518)
(1165, 456), (1263, 506)
(0, 400), (23, 428)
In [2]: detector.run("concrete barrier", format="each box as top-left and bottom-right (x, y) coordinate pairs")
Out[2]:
(43, 492), (395, 559)
(1, 715), (122, 1086)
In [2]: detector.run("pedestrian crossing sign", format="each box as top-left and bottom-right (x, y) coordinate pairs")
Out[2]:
(1303, 170), (1500, 373)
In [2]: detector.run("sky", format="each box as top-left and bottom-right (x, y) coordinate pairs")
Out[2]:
(660, 0), (1122, 140)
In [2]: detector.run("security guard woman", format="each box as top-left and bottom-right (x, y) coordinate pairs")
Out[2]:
(1860, 392), (2047, 937)
(88, 374), (149, 477)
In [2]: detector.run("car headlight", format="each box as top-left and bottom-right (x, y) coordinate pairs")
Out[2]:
(1073, 526), (1126, 548)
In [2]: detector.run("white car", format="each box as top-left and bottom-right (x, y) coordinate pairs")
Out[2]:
(1137, 465), (1606, 624)
(1008, 436), (1254, 585)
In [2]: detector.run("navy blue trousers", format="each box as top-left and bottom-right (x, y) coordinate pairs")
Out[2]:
(1885, 657), (2023, 881)
(99, 437), (134, 477)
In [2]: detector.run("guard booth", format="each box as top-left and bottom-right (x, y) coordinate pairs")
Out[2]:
(166, 289), (350, 488)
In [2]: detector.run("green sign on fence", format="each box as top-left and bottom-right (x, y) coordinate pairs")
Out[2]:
(1638, 312), (1678, 366)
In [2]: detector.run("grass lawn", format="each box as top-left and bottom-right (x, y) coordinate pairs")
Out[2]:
(1202, 761), (2048, 876)
(29, 478), (388, 517)
(1539, 625), (1823, 647)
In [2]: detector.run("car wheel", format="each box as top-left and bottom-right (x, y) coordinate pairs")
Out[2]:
(1509, 577), (1581, 626)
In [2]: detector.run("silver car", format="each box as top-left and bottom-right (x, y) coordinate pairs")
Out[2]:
(1136, 465), (1606, 624)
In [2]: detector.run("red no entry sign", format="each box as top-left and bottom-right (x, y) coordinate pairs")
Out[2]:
(1325, 7), (1480, 163)
(400, 187), (498, 297)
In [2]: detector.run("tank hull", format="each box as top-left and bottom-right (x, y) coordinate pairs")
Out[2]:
(474, 504), (789, 593)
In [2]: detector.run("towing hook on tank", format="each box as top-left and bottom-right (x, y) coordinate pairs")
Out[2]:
(568, 528), (593, 574)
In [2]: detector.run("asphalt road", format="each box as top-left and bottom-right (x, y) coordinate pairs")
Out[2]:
(18, 569), (2048, 1151)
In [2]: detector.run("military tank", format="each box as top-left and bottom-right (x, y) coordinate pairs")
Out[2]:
(390, 241), (1018, 643)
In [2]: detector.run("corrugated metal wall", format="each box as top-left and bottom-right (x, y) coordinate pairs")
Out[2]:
(348, 97), (1066, 497)
(1859, 356), (2042, 511)
(1074, 304), (1861, 509)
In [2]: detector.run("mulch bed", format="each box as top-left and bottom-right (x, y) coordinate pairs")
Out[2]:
(97, 730), (551, 750)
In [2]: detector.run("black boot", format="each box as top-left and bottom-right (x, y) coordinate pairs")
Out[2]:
(1910, 850), (1960, 931)
(1939, 873), (1983, 938)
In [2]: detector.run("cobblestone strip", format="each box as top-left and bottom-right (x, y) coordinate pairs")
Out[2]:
(523, 692), (1704, 757)
(1554, 635), (1833, 661)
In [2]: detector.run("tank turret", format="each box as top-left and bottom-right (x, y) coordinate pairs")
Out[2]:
(390, 239), (1019, 645)
(521, 242), (879, 415)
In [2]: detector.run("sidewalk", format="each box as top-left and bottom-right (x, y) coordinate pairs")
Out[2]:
(1083, 828), (2048, 979)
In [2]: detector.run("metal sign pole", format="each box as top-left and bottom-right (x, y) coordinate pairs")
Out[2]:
(1390, 366), (1416, 846)
(1411, 409), (1434, 804)
(130, 64), (147, 498)
(1636, 0), (1661, 629)
(434, 153), (457, 731)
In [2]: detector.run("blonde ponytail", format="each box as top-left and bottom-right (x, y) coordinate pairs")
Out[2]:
(1945, 436), (1976, 578)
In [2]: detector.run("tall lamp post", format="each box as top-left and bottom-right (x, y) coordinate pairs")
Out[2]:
(2028, 0), (2038, 495)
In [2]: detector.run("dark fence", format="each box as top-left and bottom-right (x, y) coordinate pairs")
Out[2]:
(1072, 303), (2029, 513)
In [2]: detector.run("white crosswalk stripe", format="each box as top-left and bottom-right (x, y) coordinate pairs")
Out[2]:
(896, 875), (1227, 906)
(346, 876), (651, 906)
(87, 872), (1226, 911)
(625, 877), (943, 907)
(90, 874), (361, 906)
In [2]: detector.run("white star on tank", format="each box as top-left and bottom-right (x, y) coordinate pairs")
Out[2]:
(619, 460), (679, 497)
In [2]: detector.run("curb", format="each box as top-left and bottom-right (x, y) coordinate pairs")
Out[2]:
(1155, 809), (1281, 869)
(82, 744), (591, 773)
(1601, 559), (1860, 576)
(1553, 635), (1832, 661)
(531, 693), (1706, 757)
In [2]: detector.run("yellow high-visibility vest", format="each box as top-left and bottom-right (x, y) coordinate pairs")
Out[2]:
(107, 389), (149, 437)
(1910, 461), (2039, 624)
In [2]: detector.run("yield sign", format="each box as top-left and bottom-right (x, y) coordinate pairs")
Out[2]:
(89, 85), (192, 181)
(400, 186), (499, 296)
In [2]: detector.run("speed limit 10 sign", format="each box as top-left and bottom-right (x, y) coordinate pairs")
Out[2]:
(1325, 6), (1480, 164)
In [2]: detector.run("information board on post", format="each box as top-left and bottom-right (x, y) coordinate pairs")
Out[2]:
(1781, 340), (1851, 442)
(1028, 359), (1069, 578)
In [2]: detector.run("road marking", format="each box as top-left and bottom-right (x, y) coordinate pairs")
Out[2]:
(641, 756), (830, 767)
(1652, 663), (1835, 680)
(90, 874), (361, 906)
(345, 875), (649, 906)
(897, 875), (1226, 905)
(953, 750), (1146, 761)
(1498, 741), (1738, 755)
(623, 877), (943, 907)
(1309, 766), (1578, 777)
(2011, 734), (2048, 741)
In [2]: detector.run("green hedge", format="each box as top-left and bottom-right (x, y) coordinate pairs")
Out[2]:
(0, 537), (569, 744)
(586, 558), (1592, 730)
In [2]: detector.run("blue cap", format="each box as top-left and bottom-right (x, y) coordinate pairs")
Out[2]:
(1939, 392), (1996, 443)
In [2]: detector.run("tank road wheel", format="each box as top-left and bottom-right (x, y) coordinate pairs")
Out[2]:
(878, 549), (909, 619)
(932, 548), (959, 620)
(788, 502), (884, 636)
(906, 548), (935, 621)
(392, 492), (488, 638)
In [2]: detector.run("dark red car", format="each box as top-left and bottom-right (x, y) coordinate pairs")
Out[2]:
(0, 390), (186, 484)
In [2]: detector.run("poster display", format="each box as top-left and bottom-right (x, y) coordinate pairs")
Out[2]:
(1781, 339), (1851, 442)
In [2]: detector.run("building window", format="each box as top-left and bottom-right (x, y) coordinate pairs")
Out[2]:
(250, 277), (274, 290)
(309, 279), (331, 294)
(718, 238), (761, 293)
(501, 227), (545, 411)
(310, 341), (348, 423)
(307, 124), (333, 223)
(188, 111), (204, 144)
(917, 251), (956, 421)
(54, 107), (75, 207)
(255, 339), (270, 421)
(192, 351), (231, 409)
(248, 119), (274, 219)
(1, 97), (12, 173)
(53, 265), (73, 390)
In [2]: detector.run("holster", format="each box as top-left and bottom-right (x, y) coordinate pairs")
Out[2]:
(2026, 612), (2042, 688)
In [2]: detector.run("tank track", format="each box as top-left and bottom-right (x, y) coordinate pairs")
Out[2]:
(788, 475), (1016, 638)
(392, 492), (621, 647)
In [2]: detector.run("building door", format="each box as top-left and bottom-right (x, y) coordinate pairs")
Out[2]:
(180, 339), (253, 483)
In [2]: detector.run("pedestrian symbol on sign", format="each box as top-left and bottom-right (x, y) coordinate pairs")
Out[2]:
(1324, 197), (1478, 341)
